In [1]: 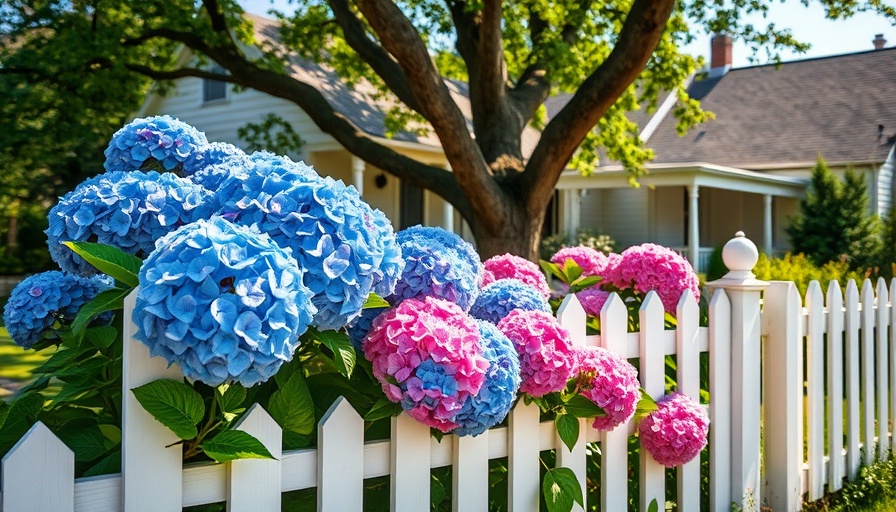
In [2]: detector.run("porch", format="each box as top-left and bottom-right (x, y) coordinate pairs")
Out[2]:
(555, 162), (809, 273)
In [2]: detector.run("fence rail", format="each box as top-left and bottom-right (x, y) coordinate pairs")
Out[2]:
(4, 234), (896, 511)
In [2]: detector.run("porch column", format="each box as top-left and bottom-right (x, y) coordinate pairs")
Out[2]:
(443, 164), (455, 233)
(561, 189), (582, 234)
(351, 156), (365, 195)
(763, 195), (773, 256)
(688, 185), (700, 271)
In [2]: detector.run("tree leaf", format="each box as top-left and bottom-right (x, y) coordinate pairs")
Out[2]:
(364, 396), (403, 422)
(268, 371), (315, 434)
(555, 413), (580, 452)
(200, 429), (275, 463)
(363, 292), (390, 309)
(314, 329), (356, 378)
(70, 288), (129, 336)
(634, 389), (659, 422)
(563, 395), (606, 418)
(62, 241), (142, 287)
(131, 379), (205, 440)
(542, 467), (584, 512)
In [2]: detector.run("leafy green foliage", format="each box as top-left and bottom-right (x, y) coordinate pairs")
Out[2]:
(62, 242), (142, 287)
(237, 113), (305, 155)
(752, 252), (871, 296)
(540, 228), (616, 262)
(267, 371), (316, 435)
(200, 429), (275, 463)
(542, 467), (584, 512)
(554, 413), (580, 452)
(786, 158), (882, 270)
(131, 379), (206, 440)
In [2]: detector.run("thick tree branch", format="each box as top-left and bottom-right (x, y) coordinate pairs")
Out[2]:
(202, 0), (229, 33)
(355, 0), (505, 232)
(522, 0), (675, 213)
(326, 0), (421, 113)
(446, 0), (478, 74)
(123, 64), (239, 82)
(475, 0), (507, 123)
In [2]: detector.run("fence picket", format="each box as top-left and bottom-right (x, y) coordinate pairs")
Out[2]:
(826, 281), (845, 491)
(318, 397), (363, 511)
(805, 281), (825, 500)
(861, 280), (876, 462)
(599, 293), (630, 512)
(508, 400), (541, 511)
(1, 421), (74, 512)
(121, 289), (186, 511)
(844, 280), (861, 479)
(228, 403), (282, 511)
(556, 293), (588, 511)
(675, 290), (701, 512)
(709, 289), (732, 512)
(876, 279), (890, 458)
(890, 280), (896, 468)
(391, 412), (431, 511)
(639, 292), (666, 511)
(452, 432), (489, 512)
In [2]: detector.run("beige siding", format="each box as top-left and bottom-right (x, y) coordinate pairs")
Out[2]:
(651, 186), (685, 247)
(775, 197), (799, 252)
(877, 150), (894, 215)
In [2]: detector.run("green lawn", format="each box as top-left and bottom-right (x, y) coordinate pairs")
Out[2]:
(0, 326), (51, 398)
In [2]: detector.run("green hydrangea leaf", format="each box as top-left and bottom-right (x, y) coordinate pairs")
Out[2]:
(71, 288), (129, 336)
(542, 467), (584, 512)
(563, 395), (606, 418)
(555, 413), (580, 452)
(62, 241), (141, 288)
(268, 371), (315, 434)
(364, 396), (403, 422)
(201, 429), (275, 463)
(314, 329), (356, 379)
(131, 379), (205, 440)
(363, 292), (390, 309)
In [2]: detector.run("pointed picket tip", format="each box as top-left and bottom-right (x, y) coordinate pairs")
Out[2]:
(2, 421), (74, 512)
(676, 288), (698, 319)
(234, 402), (278, 433)
(861, 278), (874, 297)
(557, 292), (587, 344)
(876, 277), (889, 298)
(320, 396), (363, 427)
(557, 292), (585, 319)
(600, 291), (626, 319)
(639, 290), (664, 315)
(806, 281), (824, 310)
(889, 277), (896, 298)
(827, 280), (844, 302)
(708, 286), (730, 309)
(3, 421), (72, 464)
(846, 279), (860, 302)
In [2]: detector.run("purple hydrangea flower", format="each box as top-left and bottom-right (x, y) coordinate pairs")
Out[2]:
(639, 392), (709, 466)
(451, 320), (521, 437)
(214, 166), (403, 330)
(3, 271), (115, 348)
(576, 288), (612, 317)
(573, 346), (641, 431)
(133, 217), (315, 387)
(470, 278), (551, 325)
(45, 171), (214, 276)
(104, 116), (208, 175)
(183, 142), (251, 180)
(388, 226), (482, 311)
(480, 254), (551, 299)
(345, 306), (389, 351)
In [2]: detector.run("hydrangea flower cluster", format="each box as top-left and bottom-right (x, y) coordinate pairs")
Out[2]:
(451, 321), (521, 437)
(182, 142), (250, 177)
(496, 309), (574, 397)
(576, 287), (611, 317)
(573, 347), (641, 431)
(46, 171), (213, 275)
(3, 271), (114, 348)
(470, 278), (551, 325)
(388, 226), (482, 311)
(345, 306), (388, 351)
(363, 296), (489, 432)
(104, 115), (208, 174)
(133, 217), (315, 387)
(551, 246), (611, 277)
(603, 243), (700, 312)
(214, 168), (403, 330)
(638, 392), (709, 466)
(480, 254), (551, 299)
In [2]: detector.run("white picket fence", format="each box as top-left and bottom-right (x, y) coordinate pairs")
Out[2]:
(2, 233), (896, 511)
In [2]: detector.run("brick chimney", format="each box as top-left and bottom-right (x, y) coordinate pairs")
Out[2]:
(709, 33), (733, 78)
(873, 33), (887, 50)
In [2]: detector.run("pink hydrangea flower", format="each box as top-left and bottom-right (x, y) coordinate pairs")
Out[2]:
(576, 288), (611, 317)
(639, 392), (709, 467)
(551, 246), (611, 277)
(602, 243), (700, 313)
(481, 253), (551, 299)
(573, 347), (641, 431)
(363, 296), (489, 432)
(496, 309), (574, 397)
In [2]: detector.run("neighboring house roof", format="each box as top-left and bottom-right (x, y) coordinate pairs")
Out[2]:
(644, 47), (896, 169)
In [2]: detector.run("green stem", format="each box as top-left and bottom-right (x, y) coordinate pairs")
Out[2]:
(183, 393), (221, 460)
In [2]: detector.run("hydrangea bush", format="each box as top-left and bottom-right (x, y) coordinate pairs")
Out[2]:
(470, 278), (551, 324)
(481, 253), (551, 299)
(133, 217), (315, 387)
(104, 115), (209, 174)
(639, 392), (709, 466)
(496, 309), (574, 397)
(573, 346), (641, 431)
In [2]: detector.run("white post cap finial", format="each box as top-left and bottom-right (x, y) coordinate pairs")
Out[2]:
(707, 231), (768, 290)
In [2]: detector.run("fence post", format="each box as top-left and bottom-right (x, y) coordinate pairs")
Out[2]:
(706, 232), (767, 512)
(556, 293), (587, 512)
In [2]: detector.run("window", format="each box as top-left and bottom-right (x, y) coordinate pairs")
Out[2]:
(202, 65), (227, 103)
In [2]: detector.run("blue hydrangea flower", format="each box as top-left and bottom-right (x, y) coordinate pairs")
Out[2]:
(182, 142), (251, 177)
(388, 226), (482, 311)
(470, 278), (551, 324)
(214, 168), (403, 330)
(345, 306), (388, 351)
(451, 320), (521, 436)
(368, 208), (404, 297)
(3, 271), (115, 348)
(133, 217), (315, 387)
(46, 171), (214, 276)
(104, 116), (208, 174)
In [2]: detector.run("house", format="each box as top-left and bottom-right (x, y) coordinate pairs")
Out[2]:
(556, 34), (896, 271)
(140, 13), (896, 272)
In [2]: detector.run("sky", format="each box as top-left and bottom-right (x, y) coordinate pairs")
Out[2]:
(241, 0), (894, 69)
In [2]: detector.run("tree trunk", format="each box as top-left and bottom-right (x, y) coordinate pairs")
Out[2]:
(467, 194), (546, 261)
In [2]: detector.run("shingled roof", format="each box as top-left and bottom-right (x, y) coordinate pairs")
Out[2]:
(644, 47), (896, 169)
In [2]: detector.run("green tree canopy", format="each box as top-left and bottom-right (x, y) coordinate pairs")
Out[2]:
(786, 157), (882, 270)
(2, 0), (894, 258)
